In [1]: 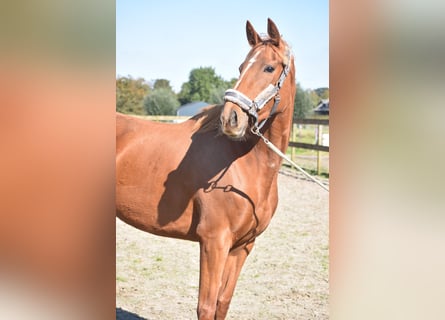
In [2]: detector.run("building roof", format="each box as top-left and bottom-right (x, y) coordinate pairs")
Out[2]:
(313, 99), (329, 115)
(176, 101), (209, 117)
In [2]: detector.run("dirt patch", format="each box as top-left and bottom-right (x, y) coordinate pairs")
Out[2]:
(116, 170), (329, 319)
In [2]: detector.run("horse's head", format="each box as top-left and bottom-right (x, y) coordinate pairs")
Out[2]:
(220, 18), (295, 140)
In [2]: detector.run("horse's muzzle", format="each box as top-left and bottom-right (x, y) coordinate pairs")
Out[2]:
(220, 102), (249, 139)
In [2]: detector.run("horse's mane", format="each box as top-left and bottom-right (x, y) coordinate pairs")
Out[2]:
(191, 104), (224, 134)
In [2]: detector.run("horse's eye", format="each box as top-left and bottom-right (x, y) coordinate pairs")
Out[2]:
(264, 65), (275, 73)
(239, 63), (244, 73)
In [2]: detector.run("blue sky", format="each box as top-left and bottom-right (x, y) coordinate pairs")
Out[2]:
(117, 0), (328, 92)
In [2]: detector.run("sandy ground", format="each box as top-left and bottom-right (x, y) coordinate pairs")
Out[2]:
(116, 170), (329, 320)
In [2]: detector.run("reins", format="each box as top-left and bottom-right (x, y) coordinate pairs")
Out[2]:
(251, 127), (329, 192)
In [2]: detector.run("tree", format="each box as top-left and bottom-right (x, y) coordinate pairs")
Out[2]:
(314, 87), (329, 100)
(308, 87), (330, 109)
(293, 82), (313, 120)
(153, 79), (173, 91)
(226, 78), (238, 89)
(144, 87), (179, 115)
(178, 67), (230, 104)
(307, 88), (329, 108)
(308, 89), (321, 108)
(116, 76), (151, 115)
(209, 86), (228, 105)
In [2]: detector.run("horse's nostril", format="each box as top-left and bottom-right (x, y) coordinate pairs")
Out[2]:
(230, 110), (238, 127)
(220, 114), (225, 127)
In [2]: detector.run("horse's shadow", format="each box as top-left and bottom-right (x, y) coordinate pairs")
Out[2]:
(157, 128), (256, 226)
(116, 307), (147, 320)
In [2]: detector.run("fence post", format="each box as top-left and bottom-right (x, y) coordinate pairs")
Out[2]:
(291, 123), (296, 161)
(317, 124), (322, 175)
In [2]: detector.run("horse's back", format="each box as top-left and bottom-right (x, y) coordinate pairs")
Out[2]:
(116, 112), (136, 137)
(116, 112), (129, 135)
(116, 113), (148, 152)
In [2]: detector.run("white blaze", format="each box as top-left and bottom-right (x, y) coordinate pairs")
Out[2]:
(234, 48), (263, 89)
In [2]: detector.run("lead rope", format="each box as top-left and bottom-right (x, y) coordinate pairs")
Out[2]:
(251, 127), (329, 192)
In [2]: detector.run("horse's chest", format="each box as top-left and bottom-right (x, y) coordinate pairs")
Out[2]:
(256, 193), (278, 227)
(238, 187), (279, 237)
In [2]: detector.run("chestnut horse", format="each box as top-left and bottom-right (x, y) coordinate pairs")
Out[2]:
(116, 19), (296, 320)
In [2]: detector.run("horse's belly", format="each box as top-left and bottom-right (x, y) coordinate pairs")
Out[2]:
(116, 180), (199, 241)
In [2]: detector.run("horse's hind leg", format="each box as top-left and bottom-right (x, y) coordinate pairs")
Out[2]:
(215, 241), (255, 320)
(196, 231), (231, 320)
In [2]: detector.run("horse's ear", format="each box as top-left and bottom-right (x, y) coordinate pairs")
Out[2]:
(267, 18), (281, 46)
(246, 20), (261, 47)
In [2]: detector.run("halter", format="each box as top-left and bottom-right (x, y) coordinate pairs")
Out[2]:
(223, 47), (292, 133)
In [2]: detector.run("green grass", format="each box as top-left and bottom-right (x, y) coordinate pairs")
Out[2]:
(288, 125), (329, 156)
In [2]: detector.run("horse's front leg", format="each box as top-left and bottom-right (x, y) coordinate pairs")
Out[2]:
(196, 230), (231, 320)
(215, 240), (255, 320)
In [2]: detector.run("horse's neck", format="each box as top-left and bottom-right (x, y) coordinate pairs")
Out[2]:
(261, 82), (295, 155)
(263, 108), (292, 153)
(252, 111), (292, 174)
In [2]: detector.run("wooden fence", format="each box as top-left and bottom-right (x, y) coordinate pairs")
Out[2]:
(289, 118), (329, 175)
(290, 119), (329, 152)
